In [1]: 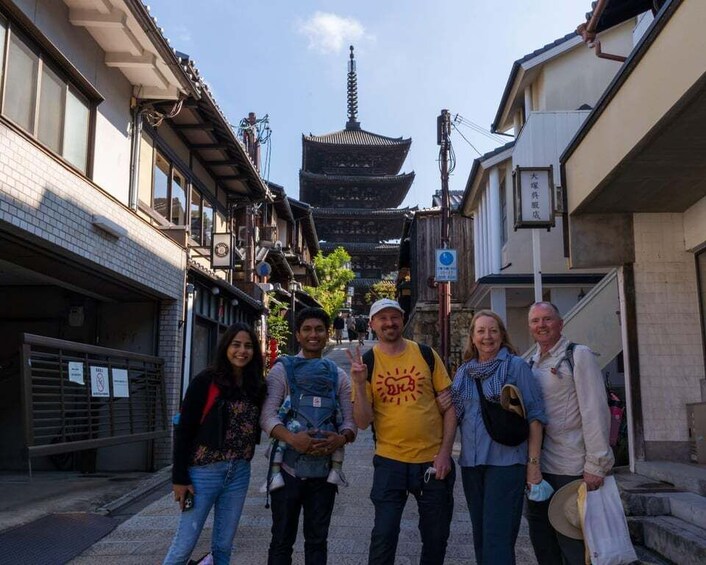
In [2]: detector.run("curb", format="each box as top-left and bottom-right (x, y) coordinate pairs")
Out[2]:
(96, 466), (172, 515)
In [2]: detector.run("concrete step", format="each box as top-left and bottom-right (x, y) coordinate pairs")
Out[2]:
(615, 468), (706, 529)
(635, 461), (706, 496)
(629, 515), (706, 565)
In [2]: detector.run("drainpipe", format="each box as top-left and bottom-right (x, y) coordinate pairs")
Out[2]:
(128, 98), (144, 211)
(181, 283), (195, 400)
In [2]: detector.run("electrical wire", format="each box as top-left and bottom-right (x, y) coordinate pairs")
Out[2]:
(450, 123), (482, 157)
(453, 113), (511, 144)
(143, 98), (185, 128)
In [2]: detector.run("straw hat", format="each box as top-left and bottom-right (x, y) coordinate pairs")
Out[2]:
(500, 384), (526, 418)
(548, 479), (584, 540)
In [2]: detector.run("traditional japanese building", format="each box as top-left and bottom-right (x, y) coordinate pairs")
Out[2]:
(300, 47), (415, 312)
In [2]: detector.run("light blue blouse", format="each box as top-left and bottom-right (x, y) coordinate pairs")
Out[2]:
(454, 348), (546, 468)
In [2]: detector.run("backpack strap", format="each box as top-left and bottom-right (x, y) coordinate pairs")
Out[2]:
(200, 381), (220, 424)
(362, 349), (375, 383)
(418, 343), (436, 376)
(565, 342), (576, 372)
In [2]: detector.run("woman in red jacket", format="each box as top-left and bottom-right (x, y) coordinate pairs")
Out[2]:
(164, 323), (266, 565)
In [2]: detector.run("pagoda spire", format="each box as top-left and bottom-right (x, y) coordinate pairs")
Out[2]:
(346, 45), (360, 130)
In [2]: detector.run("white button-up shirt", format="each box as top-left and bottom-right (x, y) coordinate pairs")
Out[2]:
(531, 336), (614, 477)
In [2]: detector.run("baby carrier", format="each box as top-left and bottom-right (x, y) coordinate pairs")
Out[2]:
(277, 356), (342, 478)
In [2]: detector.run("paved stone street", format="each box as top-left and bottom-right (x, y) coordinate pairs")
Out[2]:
(70, 341), (538, 564)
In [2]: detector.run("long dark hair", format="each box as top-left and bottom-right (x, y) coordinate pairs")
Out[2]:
(211, 322), (266, 404)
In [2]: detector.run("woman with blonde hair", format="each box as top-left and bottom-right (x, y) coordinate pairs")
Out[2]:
(451, 310), (546, 565)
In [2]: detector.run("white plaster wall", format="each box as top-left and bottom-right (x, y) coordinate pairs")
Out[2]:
(540, 22), (634, 112)
(684, 194), (706, 252)
(16, 0), (135, 202)
(633, 213), (705, 442)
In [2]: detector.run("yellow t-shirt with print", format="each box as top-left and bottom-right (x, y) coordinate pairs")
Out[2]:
(354, 339), (451, 463)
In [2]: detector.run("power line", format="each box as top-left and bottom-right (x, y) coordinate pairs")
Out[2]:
(450, 123), (482, 157)
(453, 113), (510, 144)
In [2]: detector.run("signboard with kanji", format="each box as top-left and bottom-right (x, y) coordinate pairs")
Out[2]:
(513, 166), (555, 229)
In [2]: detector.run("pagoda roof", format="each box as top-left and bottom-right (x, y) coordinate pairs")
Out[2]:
(300, 170), (415, 185)
(313, 207), (412, 219)
(349, 278), (382, 289)
(304, 128), (411, 147)
(320, 242), (400, 254)
(300, 171), (414, 208)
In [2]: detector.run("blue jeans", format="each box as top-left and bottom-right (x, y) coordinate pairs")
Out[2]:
(461, 464), (526, 565)
(525, 472), (585, 565)
(268, 471), (337, 565)
(163, 460), (251, 565)
(368, 455), (455, 565)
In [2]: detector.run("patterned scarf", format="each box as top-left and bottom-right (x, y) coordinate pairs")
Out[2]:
(451, 348), (510, 419)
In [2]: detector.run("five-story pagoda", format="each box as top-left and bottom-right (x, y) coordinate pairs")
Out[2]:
(300, 46), (415, 312)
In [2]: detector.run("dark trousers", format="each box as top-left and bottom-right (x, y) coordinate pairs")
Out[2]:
(267, 471), (337, 565)
(461, 464), (526, 565)
(368, 455), (455, 565)
(525, 472), (586, 565)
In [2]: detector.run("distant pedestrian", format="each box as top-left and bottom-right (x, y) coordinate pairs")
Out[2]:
(347, 314), (357, 343)
(355, 315), (367, 345)
(164, 323), (266, 565)
(333, 312), (345, 344)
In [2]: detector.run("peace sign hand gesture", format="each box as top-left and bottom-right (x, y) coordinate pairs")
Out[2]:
(345, 346), (368, 386)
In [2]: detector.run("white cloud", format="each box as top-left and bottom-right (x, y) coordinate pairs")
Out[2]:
(296, 12), (366, 54)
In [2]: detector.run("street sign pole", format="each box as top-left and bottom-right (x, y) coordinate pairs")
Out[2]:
(437, 110), (452, 368)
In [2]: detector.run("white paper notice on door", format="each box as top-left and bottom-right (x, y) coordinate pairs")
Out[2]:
(90, 366), (110, 397)
(68, 362), (85, 385)
(112, 369), (130, 398)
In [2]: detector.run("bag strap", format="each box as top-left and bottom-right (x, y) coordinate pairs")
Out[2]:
(529, 342), (576, 373)
(200, 381), (220, 424)
(363, 349), (375, 382)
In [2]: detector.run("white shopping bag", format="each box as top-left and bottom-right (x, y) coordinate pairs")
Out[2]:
(582, 476), (638, 565)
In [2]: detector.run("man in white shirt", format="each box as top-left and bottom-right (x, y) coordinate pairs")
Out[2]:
(526, 302), (614, 565)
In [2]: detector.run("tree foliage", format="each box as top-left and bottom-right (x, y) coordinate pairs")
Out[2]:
(266, 297), (291, 361)
(303, 247), (354, 319)
(365, 280), (397, 304)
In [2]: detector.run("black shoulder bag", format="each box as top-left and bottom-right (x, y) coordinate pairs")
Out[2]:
(474, 378), (528, 446)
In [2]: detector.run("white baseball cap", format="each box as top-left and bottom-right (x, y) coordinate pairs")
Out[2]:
(369, 298), (405, 319)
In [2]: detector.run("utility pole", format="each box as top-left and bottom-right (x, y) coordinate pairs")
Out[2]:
(437, 109), (452, 368)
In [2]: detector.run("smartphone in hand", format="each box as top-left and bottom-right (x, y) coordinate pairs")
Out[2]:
(183, 491), (194, 512)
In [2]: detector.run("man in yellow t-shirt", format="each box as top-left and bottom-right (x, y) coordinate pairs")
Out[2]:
(349, 298), (456, 565)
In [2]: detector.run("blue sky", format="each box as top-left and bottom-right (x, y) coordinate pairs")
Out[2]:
(147, 0), (593, 208)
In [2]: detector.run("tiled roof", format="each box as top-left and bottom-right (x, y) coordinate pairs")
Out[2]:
(431, 190), (465, 210)
(300, 171), (415, 184)
(304, 128), (411, 147)
(313, 207), (412, 218)
(349, 278), (383, 289)
(584, 0), (656, 33)
(320, 242), (400, 253)
(187, 260), (264, 311)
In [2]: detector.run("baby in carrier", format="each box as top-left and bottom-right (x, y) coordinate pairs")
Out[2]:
(261, 356), (348, 492)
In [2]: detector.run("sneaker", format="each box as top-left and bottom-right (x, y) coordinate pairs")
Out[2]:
(259, 472), (285, 493)
(327, 468), (348, 487)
